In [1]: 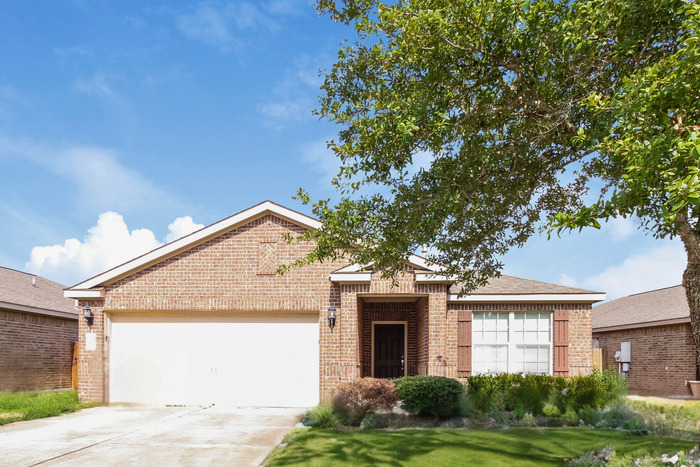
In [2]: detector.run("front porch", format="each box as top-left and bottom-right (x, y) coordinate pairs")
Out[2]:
(319, 280), (455, 400)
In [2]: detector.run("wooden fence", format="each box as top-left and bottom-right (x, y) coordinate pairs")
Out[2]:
(592, 348), (604, 372)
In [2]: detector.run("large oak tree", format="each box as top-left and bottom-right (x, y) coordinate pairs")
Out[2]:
(290, 0), (700, 372)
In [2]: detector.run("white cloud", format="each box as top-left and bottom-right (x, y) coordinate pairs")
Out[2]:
(176, 4), (233, 47)
(26, 212), (204, 285)
(74, 72), (120, 101)
(53, 146), (176, 213)
(175, 2), (280, 50)
(26, 212), (161, 285)
(300, 138), (341, 188)
(559, 273), (578, 287)
(606, 217), (635, 242)
(567, 240), (686, 300)
(258, 55), (326, 127)
(165, 216), (204, 243)
(0, 136), (183, 215)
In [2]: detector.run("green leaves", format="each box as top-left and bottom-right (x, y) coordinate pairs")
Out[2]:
(302, 0), (693, 289)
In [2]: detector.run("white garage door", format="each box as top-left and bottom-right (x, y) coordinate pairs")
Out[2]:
(108, 313), (319, 407)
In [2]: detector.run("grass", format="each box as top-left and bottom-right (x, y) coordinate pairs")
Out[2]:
(625, 395), (700, 416)
(0, 390), (97, 425)
(264, 427), (696, 466)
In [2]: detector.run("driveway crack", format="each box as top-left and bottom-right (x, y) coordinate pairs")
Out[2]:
(28, 406), (207, 466)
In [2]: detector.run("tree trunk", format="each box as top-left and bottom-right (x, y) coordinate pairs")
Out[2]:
(683, 262), (700, 379)
(677, 213), (700, 379)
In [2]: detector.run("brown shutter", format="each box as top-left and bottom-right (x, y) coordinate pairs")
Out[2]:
(457, 310), (472, 377)
(553, 309), (569, 376)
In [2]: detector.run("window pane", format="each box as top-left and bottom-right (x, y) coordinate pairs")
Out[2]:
(473, 312), (552, 375)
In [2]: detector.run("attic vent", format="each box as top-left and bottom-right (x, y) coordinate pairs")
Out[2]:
(258, 242), (278, 275)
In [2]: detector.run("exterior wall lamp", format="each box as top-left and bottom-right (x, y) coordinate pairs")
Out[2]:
(327, 306), (336, 331)
(83, 305), (94, 328)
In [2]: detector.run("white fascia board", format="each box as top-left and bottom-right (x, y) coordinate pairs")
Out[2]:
(329, 272), (372, 283)
(0, 301), (78, 320)
(67, 201), (321, 291)
(332, 263), (369, 273)
(64, 288), (106, 299)
(331, 255), (442, 275)
(448, 293), (606, 303)
(414, 272), (456, 283)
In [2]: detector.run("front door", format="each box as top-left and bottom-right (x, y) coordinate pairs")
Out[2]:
(373, 324), (405, 378)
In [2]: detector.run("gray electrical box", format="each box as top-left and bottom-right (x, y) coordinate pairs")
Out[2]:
(620, 342), (631, 363)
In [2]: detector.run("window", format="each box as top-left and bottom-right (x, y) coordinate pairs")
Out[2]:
(472, 311), (552, 375)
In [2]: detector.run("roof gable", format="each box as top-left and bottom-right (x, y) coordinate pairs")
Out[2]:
(66, 201), (321, 296)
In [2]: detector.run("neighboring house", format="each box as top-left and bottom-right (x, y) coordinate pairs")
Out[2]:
(0, 267), (78, 392)
(593, 285), (697, 397)
(65, 201), (605, 407)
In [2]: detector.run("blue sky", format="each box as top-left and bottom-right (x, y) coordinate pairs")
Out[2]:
(0, 1), (686, 300)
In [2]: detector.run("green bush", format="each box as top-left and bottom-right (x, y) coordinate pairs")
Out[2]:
(567, 369), (627, 411)
(466, 370), (626, 418)
(305, 404), (339, 429)
(394, 376), (465, 418)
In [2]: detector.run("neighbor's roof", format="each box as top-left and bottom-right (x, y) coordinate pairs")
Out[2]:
(593, 285), (689, 332)
(0, 266), (77, 318)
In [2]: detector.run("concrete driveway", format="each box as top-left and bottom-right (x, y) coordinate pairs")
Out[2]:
(0, 405), (305, 466)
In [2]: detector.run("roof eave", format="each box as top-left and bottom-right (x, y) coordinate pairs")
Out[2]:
(0, 300), (78, 319)
(448, 293), (606, 303)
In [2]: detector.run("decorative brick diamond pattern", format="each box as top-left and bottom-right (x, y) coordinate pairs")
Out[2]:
(258, 242), (277, 275)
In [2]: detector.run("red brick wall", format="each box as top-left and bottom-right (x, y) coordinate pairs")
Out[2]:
(448, 302), (593, 376)
(79, 214), (349, 402)
(0, 309), (77, 391)
(77, 212), (596, 403)
(594, 323), (696, 396)
(416, 297), (429, 375)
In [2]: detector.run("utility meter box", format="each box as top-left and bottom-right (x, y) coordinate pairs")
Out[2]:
(620, 342), (631, 363)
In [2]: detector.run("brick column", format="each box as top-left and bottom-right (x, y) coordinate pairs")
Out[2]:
(77, 300), (106, 402)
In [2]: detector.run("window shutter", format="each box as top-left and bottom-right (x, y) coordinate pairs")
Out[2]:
(457, 310), (472, 377)
(553, 309), (569, 376)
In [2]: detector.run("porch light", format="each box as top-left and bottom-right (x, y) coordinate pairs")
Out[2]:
(83, 305), (94, 327)
(327, 306), (336, 331)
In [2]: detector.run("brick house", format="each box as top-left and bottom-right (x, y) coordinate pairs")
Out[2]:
(1, 266), (78, 392)
(593, 285), (698, 397)
(65, 201), (604, 406)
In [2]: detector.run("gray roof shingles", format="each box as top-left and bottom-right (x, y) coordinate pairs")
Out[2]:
(593, 285), (688, 330)
(450, 275), (601, 295)
(0, 266), (76, 315)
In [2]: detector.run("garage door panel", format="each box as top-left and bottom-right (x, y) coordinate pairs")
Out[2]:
(109, 314), (319, 407)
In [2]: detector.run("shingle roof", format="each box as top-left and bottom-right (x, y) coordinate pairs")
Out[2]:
(0, 266), (76, 315)
(593, 285), (689, 330)
(449, 275), (601, 295)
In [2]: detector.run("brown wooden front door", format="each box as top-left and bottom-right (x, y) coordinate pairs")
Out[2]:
(373, 324), (405, 378)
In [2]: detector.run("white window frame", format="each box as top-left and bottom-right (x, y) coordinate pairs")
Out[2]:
(472, 311), (553, 376)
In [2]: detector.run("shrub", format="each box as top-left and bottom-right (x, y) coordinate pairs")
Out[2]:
(331, 378), (399, 426)
(305, 404), (339, 429)
(394, 376), (465, 418)
(466, 370), (625, 419)
(567, 369), (627, 411)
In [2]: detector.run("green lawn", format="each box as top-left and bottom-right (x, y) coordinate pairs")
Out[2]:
(0, 390), (97, 425)
(264, 427), (696, 466)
